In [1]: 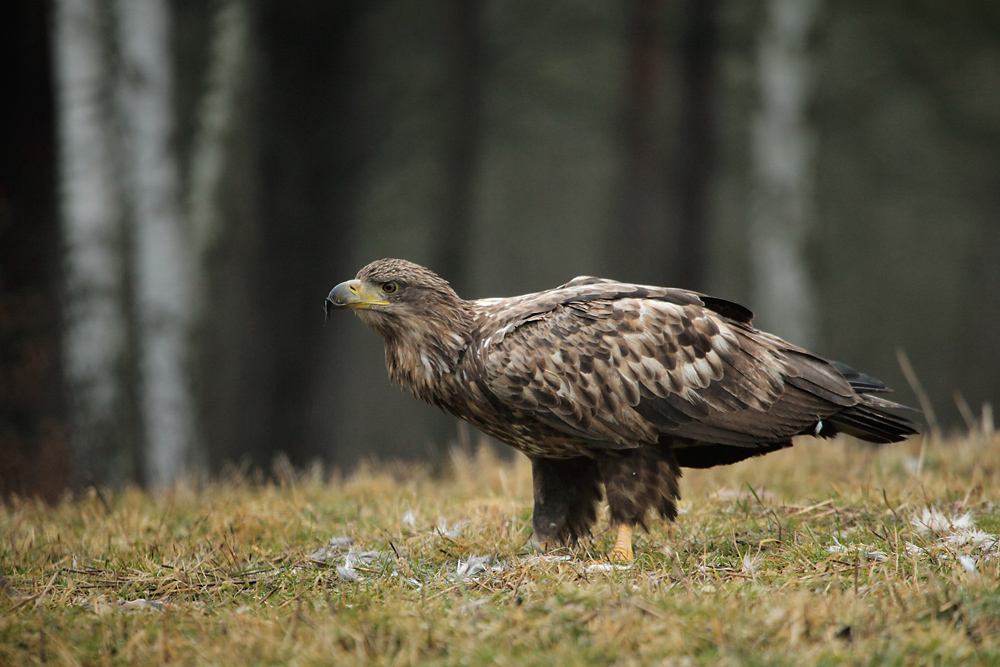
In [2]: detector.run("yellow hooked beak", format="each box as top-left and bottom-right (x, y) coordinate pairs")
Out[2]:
(325, 279), (389, 317)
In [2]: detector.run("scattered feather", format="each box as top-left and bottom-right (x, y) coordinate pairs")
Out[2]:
(584, 563), (632, 573)
(945, 528), (997, 550)
(307, 536), (356, 564)
(456, 555), (494, 579)
(336, 550), (384, 581)
(906, 508), (998, 572)
(827, 536), (887, 562)
(336, 562), (359, 581)
(437, 518), (468, 539)
(911, 508), (972, 533)
(117, 599), (167, 612)
(958, 556), (978, 575)
(522, 554), (572, 565)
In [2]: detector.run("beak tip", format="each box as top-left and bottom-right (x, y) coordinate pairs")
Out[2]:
(325, 281), (355, 315)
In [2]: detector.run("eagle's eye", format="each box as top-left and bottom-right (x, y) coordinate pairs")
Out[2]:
(381, 281), (399, 295)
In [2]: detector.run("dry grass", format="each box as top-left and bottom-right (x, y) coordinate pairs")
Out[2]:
(2, 430), (1000, 666)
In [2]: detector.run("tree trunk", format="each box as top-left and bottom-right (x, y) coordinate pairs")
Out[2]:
(0, 0), (71, 501)
(673, 0), (716, 291)
(115, 0), (197, 485)
(436, 0), (482, 294)
(747, 0), (820, 347)
(188, 0), (250, 276)
(184, 0), (271, 474)
(259, 1), (360, 466)
(53, 0), (138, 487)
(608, 0), (664, 284)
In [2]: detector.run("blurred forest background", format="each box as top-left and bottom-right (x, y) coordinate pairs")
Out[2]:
(2, 0), (999, 499)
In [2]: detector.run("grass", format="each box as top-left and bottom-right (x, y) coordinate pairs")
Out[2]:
(2, 430), (1000, 666)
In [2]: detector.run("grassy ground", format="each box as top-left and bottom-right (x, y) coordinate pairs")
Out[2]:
(2, 431), (999, 666)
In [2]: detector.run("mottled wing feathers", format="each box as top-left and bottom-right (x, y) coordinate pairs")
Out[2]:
(476, 284), (842, 451)
(335, 259), (917, 476)
(479, 300), (658, 448)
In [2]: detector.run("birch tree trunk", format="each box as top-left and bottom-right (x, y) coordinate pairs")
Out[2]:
(186, 0), (271, 471)
(53, 0), (137, 487)
(115, 0), (196, 485)
(747, 0), (820, 348)
(55, 0), (197, 487)
(188, 0), (250, 282)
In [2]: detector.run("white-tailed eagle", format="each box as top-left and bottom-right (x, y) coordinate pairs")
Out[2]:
(326, 259), (917, 561)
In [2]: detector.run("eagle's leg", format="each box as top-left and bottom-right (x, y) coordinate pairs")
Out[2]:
(529, 456), (602, 551)
(610, 524), (634, 562)
(597, 446), (681, 562)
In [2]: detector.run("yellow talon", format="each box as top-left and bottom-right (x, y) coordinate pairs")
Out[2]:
(609, 524), (634, 562)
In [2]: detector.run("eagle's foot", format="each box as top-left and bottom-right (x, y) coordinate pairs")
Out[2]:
(608, 524), (634, 562)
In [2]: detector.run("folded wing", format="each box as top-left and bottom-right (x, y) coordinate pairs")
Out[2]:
(480, 287), (915, 453)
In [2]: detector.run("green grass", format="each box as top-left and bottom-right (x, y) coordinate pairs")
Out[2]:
(3, 431), (1000, 666)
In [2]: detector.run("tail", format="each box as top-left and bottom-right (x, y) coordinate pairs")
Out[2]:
(817, 361), (920, 444)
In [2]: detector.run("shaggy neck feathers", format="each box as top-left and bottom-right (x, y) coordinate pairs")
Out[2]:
(360, 295), (473, 407)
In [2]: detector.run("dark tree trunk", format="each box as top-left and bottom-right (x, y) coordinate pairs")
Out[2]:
(0, 0), (71, 500)
(180, 0), (275, 474)
(672, 0), (716, 291)
(258, 0), (361, 466)
(436, 0), (482, 296)
(608, 0), (663, 284)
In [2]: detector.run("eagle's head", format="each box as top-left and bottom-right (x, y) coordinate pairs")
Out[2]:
(326, 259), (471, 403)
(326, 258), (462, 333)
